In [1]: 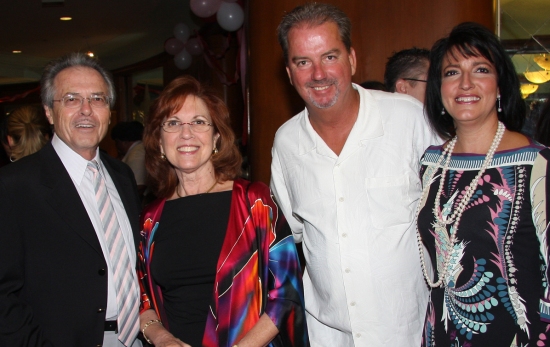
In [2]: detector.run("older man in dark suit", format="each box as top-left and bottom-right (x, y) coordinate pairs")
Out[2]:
(0, 53), (142, 346)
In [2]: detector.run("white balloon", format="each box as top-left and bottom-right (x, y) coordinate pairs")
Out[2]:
(216, 2), (244, 32)
(173, 22), (191, 43)
(174, 49), (192, 70)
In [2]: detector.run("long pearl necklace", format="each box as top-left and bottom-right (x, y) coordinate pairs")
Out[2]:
(416, 121), (505, 288)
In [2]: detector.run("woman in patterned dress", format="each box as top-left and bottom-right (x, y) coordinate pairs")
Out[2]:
(417, 22), (550, 346)
(137, 76), (308, 347)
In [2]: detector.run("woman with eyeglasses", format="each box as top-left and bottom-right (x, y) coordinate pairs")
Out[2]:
(416, 22), (550, 346)
(137, 76), (308, 347)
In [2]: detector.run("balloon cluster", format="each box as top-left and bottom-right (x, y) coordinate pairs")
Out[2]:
(165, 0), (244, 70)
(165, 23), (204, 70)
(190, 0), (244, 31)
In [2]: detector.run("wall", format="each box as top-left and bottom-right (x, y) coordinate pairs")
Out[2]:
(248, 0), (494, 184)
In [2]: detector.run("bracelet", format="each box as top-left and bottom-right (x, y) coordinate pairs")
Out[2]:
(142, 319), (163, 344)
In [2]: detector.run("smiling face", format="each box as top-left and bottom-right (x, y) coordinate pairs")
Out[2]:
(440, 49), (499, 127)
(285, 21), (356, 111)
(44, 66), (111, 160)
(159, 95), (219, 177)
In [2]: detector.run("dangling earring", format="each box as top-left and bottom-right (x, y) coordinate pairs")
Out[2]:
(441, 108), (446, 115)
(160, 152), (167, 161)
(212, 147), (219, 155)
(497, 94), (502, 113)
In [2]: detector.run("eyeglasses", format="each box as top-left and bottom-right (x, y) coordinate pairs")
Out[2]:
(161, 119), (213, 133)
(53, 94), (111, 108)
(403, 78), (428, 83)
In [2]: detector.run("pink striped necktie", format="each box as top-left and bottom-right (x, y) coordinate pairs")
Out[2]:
(87, 160), (139, 346)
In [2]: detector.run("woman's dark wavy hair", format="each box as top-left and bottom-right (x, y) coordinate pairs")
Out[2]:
(425, 22), (525, 139)
(143, 75), (242, 199)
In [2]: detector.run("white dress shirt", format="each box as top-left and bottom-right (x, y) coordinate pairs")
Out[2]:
(271, 85), (441, 347)
(122, 141), (146, 186)
(52, 135), (141, 347)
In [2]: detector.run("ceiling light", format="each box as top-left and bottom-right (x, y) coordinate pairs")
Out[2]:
(523, 70), (550, 84)
(60, 16), (72, 21)
(534, 54), (550, 70)
(520, 84), (538, 99)
(12, 50), (21, 54)
(86, 51), (94, 58)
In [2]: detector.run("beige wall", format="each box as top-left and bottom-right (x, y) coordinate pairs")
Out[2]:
(248, 0), (494, 184)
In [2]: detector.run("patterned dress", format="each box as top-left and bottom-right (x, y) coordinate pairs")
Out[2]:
(418, 143), (550, 347)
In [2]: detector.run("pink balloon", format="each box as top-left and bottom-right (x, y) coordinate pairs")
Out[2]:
(190, 0), (222, 18)
(164, 37), (185, 55)
(185, 38), (204, 56)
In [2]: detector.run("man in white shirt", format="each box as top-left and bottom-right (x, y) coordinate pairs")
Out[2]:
(271, 3), (439, 346)
(0, 53), (142, 346)
(111, 121), (147, 199)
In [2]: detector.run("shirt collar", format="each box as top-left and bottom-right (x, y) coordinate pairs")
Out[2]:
(298, 83), (384, 156)
(51, 134), (100, 185)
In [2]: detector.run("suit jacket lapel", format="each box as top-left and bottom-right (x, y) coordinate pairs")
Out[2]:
(39, 143), (104, 255)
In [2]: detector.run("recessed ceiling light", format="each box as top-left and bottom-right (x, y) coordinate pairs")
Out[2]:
(86, 51), (94, 58)
(60, 16), (72, 21)
(12, 50), (22, 54)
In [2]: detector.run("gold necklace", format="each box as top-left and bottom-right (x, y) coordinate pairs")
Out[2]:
(176, 180), (218, 198)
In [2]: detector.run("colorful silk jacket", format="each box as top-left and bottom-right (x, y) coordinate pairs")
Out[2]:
(138, 178), (308, 347)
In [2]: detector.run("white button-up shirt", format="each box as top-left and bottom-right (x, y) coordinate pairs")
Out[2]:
(271, 85), (440, 347)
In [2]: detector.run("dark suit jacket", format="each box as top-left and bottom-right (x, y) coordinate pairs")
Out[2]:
(0, 142), (142, 346)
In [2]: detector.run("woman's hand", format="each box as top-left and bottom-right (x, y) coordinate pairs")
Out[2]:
(151, 331), (191, 347)
(140, 309), (191, 347)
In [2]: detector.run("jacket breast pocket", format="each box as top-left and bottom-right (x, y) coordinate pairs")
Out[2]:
(365, 175), (412, 229)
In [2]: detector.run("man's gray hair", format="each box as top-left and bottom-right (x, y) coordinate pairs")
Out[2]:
(40, 52), (116, 108)
(277, 3), (352, 64)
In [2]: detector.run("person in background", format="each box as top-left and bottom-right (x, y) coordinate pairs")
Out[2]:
(138, 75), (308, 347)
(384, 47), (430, 102)
(535, 98), (550, 146)
(111, 120), (147, 198)
(359, 80), (388, 91)
(417, 22), (550, 346)
(0, 52), (142, 346)
(0, 105), (51, 162)
(271, 3), (439, 346)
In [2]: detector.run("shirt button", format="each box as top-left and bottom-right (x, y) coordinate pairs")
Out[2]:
(339, 197), (344, 202)
(98, 268), (106, 276)
(350, 301), (356, 306)
(356, 333), (361, 338)
(345, 268), (350, 273)
(342, 233), (347, 238)
(97, 308), (105, 312)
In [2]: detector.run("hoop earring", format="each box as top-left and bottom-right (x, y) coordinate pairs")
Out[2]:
(9, 155), (15, 162)
(497, 94), (502, 113)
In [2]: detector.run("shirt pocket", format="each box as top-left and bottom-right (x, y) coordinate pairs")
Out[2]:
(365, 174), (412, 229)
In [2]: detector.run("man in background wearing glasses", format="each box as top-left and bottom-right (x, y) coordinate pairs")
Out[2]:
(0, 53), (142, 346)
(384, 47), (430, 103)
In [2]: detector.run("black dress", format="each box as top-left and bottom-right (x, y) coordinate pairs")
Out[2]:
(150, 191), (232, 346)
